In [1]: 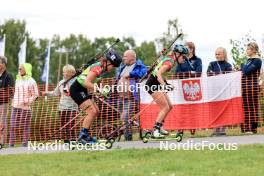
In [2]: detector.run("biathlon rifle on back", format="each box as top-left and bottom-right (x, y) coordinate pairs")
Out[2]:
(62, 38), (120, 86)
(139, 33), (183, 83)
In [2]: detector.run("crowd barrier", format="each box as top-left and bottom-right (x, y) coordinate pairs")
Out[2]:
(0, 71), (263, 147)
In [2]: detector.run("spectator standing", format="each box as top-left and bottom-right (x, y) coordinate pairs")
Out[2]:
(9, 63), (38, 147)
(175, 42), (202, 136)
(207, 47), (232, 136)
(43, 64), (78, 143)
(241, 42), (262, 134)
(116, 49), (147, 141)
(0, 56), (14, 147)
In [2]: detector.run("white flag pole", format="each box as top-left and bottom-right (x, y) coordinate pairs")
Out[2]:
(45, 40), (51, 99)
(18, 37), (27, 66)
(0, 34), (5, 56)
(3, 34), (5, 55)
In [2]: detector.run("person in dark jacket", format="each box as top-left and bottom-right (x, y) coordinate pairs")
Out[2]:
(207, 47), (232, 75)
(175, 42), (202, 137)
(207, 47), (232, 136)
(176, 42), (202, 76)
(0, 56), (14, 147)
(240, 42), (262, 134)
(116, 49), (147, 140)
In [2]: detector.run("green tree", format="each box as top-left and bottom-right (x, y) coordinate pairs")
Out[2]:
(0, 19), (27, 78)
(0, 19), (46, 82)
(155, 18), (184, 49)
(135, 41), (157, 66)
(76, 34), (94, 65)
(119, 36), (136, 51)
(26, 37), (43, 82)
(1, 18), (184, 83)
(47, 34), (94, 83)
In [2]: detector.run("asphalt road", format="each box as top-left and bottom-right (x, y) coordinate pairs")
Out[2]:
(0, 135), (264, 155)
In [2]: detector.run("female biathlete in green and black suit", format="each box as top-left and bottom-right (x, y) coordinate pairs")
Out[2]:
(145, 44), (189, 138)
(70, 50), (122, 144)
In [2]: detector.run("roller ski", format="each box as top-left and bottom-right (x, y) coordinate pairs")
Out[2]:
(142, 129), (183, 143)
(70, 130), (113, 150)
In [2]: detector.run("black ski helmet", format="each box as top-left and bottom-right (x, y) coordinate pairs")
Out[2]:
(105, 50), (122, 67)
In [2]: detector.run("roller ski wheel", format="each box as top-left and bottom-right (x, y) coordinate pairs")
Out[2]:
(142, 137), (148, 143)
(105, 140), (113, 149)
(142, 132), (151, 143)
(106, 137), (115, 144)
(175, 132), (183, 142)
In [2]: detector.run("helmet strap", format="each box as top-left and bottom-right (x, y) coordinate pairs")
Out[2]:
(106, 60), (108, 71)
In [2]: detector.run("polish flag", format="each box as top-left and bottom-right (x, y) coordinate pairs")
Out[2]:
(139, 72), (244, 129)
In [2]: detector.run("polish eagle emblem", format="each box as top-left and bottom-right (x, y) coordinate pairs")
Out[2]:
(182, 80), (202, 101)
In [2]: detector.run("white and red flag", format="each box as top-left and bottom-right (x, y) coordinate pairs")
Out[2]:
(140, 72), (244, 129)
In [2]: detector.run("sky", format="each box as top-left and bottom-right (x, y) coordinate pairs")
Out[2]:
(1, 0), (264, 68)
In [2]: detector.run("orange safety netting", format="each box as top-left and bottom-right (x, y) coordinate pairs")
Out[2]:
(0, 71), (263, 146)
(0, 79), (139, 146)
